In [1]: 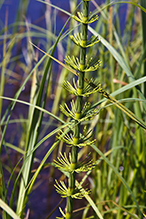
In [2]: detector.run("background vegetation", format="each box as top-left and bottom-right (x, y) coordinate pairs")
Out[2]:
(0, 0), (146, 218)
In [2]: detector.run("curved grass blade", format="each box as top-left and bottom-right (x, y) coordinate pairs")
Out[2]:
(91, 77), (146, 110)
(31, 43), (146, 130)
(37, 0), (146, 19)
(0, 199), (20, 219)
(140, 0), (146, 97)
(25, 123), (75, 198)
(112, 1), (146, 13)
(74, 148), (140, 219)
(109, 76), (146, 97)
(0, 1), (78, 147)
(88, 26), (133, 81)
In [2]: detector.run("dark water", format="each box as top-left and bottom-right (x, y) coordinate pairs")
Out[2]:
(0, 1), (128, 218)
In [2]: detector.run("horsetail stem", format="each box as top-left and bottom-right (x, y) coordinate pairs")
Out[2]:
(66, 2), (89, 218)
(54, 0), (100, 218)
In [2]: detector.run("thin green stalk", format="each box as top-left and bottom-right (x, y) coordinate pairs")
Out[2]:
(66, 2), (89, 218)
(1, 1), (144, 218)
(140, 0), (146, 97)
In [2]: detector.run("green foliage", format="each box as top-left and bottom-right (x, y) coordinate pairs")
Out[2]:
(0, 0), (146, 219)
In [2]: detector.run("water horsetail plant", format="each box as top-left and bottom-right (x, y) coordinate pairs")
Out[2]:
(53, 1), (100, 218)
(1, 1), (146, 219)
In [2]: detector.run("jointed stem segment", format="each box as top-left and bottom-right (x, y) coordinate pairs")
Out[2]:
(54, 1), (100, 218)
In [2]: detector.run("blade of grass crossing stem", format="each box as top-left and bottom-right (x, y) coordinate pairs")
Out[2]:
(91, 76), (146, 110)
(0, 0), (81, 148)
(31, 43), (146, 130)
(88, 26), (146, 111)
(8, 122), (70, 211)
(0, 51), (47, 160)
(0, 0), (5, 9)
(90, 143), (143, 219)
(109, 6), (115, 93)
(0, 10), (7, 119)
(0, 12), (8, 216)
(98, 88), (146, 129)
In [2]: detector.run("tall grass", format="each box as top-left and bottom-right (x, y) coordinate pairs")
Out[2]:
(0, 0), (146, 218)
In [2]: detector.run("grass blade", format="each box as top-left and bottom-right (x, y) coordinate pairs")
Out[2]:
(90, 143), (143, 219)
(140, 0), (146, 96)
(0, 199), (20, 219)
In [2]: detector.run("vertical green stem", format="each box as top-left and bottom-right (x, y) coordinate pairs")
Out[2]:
(66, 1), (89, 218)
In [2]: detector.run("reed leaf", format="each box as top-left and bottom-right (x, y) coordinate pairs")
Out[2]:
(90, 142), (143, 219)
(140, 0), (146, 96)
(0, 199), (20, 219)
